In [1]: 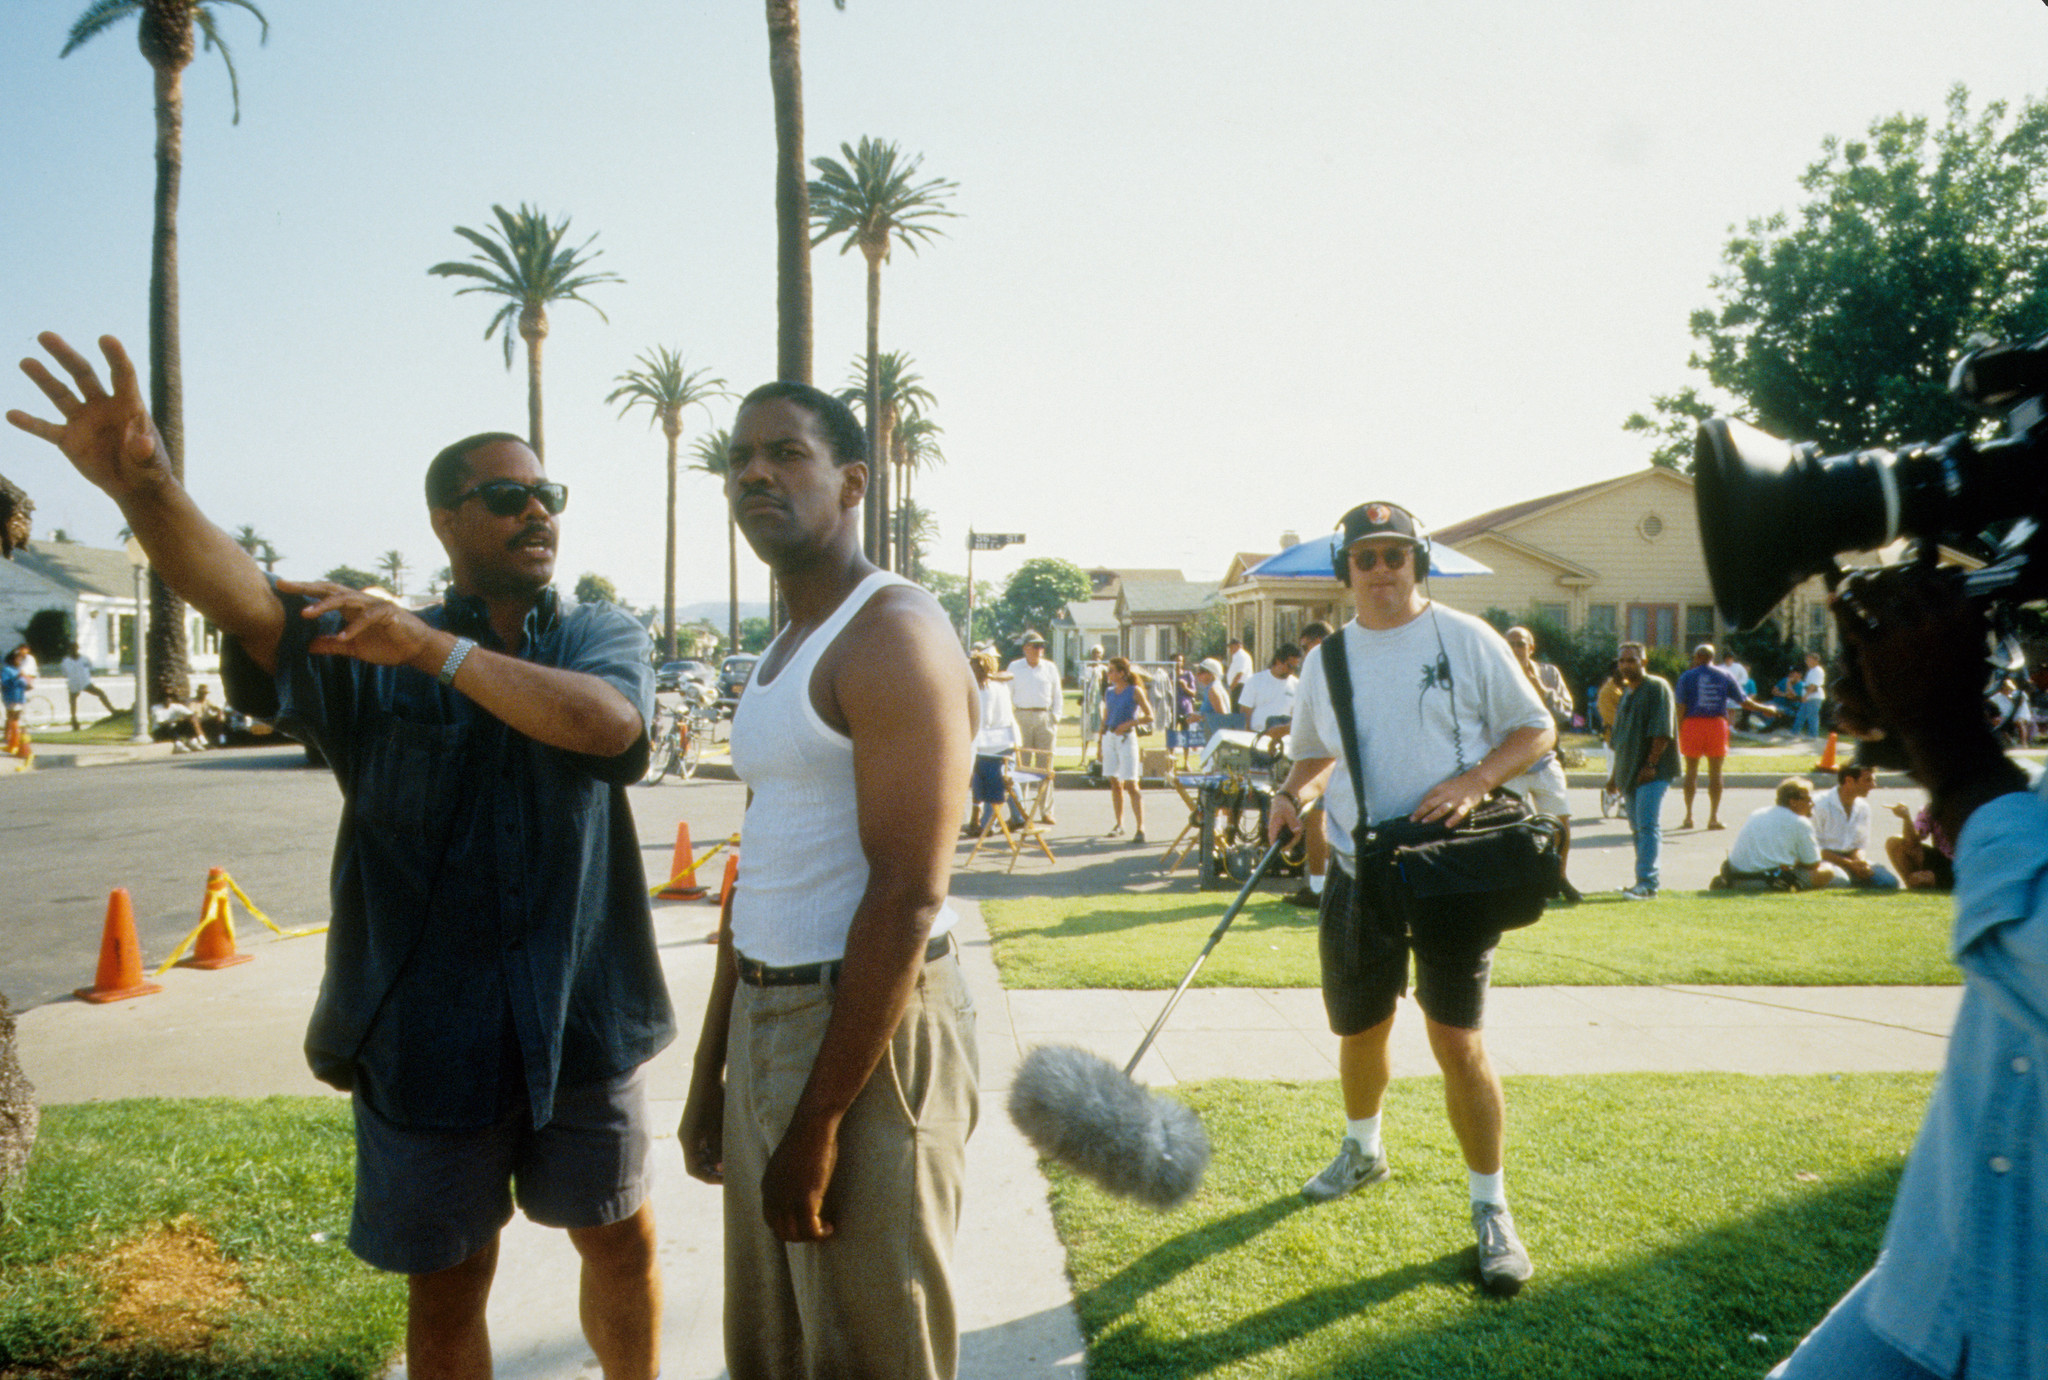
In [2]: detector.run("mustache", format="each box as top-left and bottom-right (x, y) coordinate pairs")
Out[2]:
(507, 523), (555, 551)
(734, 484), (784, 508)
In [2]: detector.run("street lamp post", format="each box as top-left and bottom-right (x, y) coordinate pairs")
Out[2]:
(963, 529), (1025, 647)
(125, 538), (150, 744)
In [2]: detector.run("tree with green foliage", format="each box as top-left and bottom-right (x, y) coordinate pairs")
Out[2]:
(574, 572), (618, 606)
(20, 609), (75, 666)
(1628, 85), (2048, 470)
(738, 616), (774, 654)
(922, 570), (997, 647)
(809, 138), (958, 567)
(995, 558), (1089, 652)
(62, 0), (269, 703)
(607, 348), (727, 659)
(429, 204), (622, 463)
(322, 565), (378, 591)
(686, 427), (742, 656)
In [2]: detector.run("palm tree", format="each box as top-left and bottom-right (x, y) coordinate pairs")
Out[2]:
(63, 0), (269, 703)
(897, 499), (939, 584)
(687, 428), (741, 657)
(836, 351), (934, 574)
(893, 412), (946, 574)
(809, 137), (958, 568)
(230, 524), (265, 557)
(607, 350), (728, 660)
(376, 550), (407, 596)
(429, 204), (622, 463)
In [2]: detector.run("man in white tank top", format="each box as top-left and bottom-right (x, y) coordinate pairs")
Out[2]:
(679, 383), (978, 1380)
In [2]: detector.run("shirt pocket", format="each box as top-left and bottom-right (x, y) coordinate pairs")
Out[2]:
(350, 705), (471, 856)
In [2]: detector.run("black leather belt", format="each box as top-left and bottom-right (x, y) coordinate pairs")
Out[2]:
(735, 933), (956, 988)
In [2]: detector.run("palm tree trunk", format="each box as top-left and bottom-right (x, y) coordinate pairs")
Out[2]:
(767, 0), (812, 385)
(863, 254), (885, 567)
(147, 56), (191, 704)
(663, 428), (679, 660)
(727, 513), (740, 656)
(521, 306), (548, 462)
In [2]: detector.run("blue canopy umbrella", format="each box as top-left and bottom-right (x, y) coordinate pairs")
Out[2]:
(1244, 533), (1492, 580)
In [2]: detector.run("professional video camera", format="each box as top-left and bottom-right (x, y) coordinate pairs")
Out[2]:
(1694, 332), (2048, 630)
(1693, 333), (2048, 765)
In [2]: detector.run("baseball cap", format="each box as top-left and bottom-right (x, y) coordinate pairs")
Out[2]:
(1339, 501), (1424, 551)
(1021, 631), (1046, 645)
(1198, 658), (1224, 678)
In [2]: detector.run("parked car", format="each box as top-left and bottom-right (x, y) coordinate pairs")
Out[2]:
(717, 654), (758, 713)
(655, 659), (715, 695)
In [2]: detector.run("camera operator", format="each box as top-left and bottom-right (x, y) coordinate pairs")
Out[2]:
(1769, 570), (2045, 1380)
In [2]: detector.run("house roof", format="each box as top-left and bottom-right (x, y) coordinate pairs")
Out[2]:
(1055, 598), (1119, 631)
(1087, 567), (1185, 600)
(1117, 579), (1219, 618)
(1431, 470), (1686, 545)
(12, 540), (134, 599)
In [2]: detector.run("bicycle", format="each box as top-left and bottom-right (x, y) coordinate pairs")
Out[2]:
(20, 692), (57, 730)
(641, 699), (709, 784)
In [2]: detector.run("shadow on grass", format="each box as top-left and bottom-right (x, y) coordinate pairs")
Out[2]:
(1072, 1166), (1898, 1380)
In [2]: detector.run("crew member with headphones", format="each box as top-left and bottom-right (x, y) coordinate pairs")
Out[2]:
(1269, 501), (1555, 1296)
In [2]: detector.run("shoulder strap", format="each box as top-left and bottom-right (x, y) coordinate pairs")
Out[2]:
(1322, 629), (1370, 826)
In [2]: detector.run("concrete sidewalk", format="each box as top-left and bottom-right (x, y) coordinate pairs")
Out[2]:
(14, 766), (1961, 1379)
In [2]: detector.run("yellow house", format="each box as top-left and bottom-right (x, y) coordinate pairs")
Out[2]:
(1220, 469), (1846, 659)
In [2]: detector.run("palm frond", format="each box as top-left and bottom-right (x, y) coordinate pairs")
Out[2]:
(60, 0), (141, 57)
(688, 428), (736, 478)
(807, 136), (959, 258)
(192, 6), (259, 124)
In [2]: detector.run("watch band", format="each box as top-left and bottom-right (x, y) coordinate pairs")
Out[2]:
(437, 636), (476, 687)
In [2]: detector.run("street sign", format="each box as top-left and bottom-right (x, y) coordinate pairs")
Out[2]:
(968, 532), (1025, 550)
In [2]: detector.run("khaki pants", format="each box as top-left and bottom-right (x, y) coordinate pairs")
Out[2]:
(724, 952), (979, 1380)
(1014, 708), (1056, 818)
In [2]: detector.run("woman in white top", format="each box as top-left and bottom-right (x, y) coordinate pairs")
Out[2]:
(968, 652), (1023, 834)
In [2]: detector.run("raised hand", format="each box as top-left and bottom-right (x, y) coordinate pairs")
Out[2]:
(277, 579), (439, 669)
(7, 334), (170, 500)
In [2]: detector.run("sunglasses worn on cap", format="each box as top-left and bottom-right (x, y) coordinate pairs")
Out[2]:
(455, 479), (569, 517)
(1349, 544), (1416, 570)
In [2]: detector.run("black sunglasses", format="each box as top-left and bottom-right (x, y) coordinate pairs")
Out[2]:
(1349, 544), (1416, 570)
(454, 479), (569, 517)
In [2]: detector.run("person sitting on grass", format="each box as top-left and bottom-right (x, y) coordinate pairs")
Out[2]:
(1811, 763), (1902, 890)
(1885, 800), (1955, 892)
(1711, 777), (1835, 891)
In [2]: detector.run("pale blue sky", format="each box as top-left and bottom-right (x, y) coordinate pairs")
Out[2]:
(4, 0), (2045, 611)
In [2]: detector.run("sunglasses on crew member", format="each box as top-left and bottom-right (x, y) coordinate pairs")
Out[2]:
(454, 479), (569, 517)
(1348, 543), (1417, 570)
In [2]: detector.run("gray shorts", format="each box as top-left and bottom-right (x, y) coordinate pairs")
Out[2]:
(348, 1064), (652, 1276)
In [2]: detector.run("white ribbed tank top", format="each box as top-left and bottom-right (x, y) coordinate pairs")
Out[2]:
(728, 570), (957, 966)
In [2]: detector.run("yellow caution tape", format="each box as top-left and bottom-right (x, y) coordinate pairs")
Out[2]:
(650, 833), (740, 898)
(225, 871), (324, 938)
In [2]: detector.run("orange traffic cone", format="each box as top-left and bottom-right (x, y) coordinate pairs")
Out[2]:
(1816, 732), (1839, 772)
(712, 849), (740, 905)
(658, 822), (706, 900)
(179, 868), (254, 970)
(76, 889), (164, 1004)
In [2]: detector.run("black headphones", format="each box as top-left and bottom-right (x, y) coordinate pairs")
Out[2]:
(1331, 502), (1432, 581)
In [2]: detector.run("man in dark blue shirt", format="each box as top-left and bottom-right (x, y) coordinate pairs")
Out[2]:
(10, 333), (673, 1380)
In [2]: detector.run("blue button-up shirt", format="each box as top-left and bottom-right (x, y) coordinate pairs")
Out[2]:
(1866, 788), (2048, 1377)
(224, 586), (674, 1130)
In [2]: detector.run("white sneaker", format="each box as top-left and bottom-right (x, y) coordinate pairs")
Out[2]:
(1300, 1137), (1390, 1202)
(1620, 884), (1657, 901)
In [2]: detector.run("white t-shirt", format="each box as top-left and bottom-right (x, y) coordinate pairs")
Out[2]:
(1728, 804), (1823, 872)
(1803, 665), (1826, 702)
(1290, 604), (1552, 869)
(1810, 788), (1871, 855)
(61, 655), (94, 695)
(1004, 656), (1062, 713)
(1238, 668), (1298, 731)
(1226, 647), (1254, 691)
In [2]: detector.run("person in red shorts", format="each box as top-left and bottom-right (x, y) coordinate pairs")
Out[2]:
(1675, 643), (1782, 830)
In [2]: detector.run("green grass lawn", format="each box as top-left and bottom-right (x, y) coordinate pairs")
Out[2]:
(982, 888), (1958, 989)
(1053, 1071), (1929, 1380)
(0, 1098), (404, 1378)
(22, 711), (139, 745)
